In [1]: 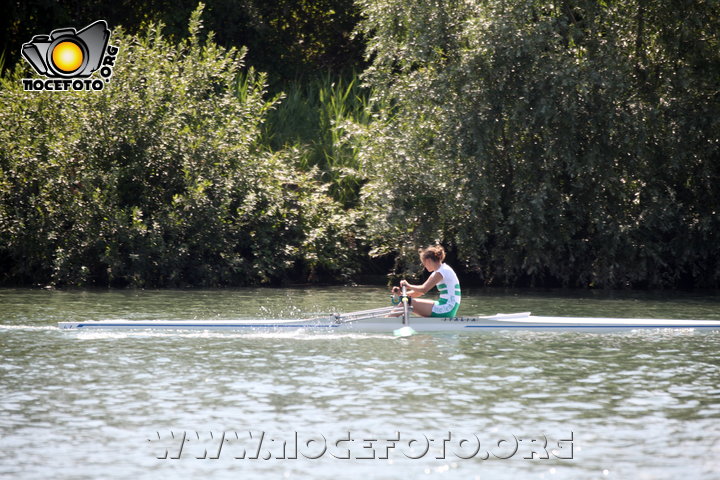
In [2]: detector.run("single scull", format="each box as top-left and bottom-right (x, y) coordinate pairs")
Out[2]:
(57, 312), (720, 333)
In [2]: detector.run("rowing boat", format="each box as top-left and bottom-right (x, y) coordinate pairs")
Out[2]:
(57, 312), (720, 333)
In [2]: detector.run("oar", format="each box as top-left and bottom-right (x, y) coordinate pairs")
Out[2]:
(332, 305), (398, 324)
(292, 305), (395, 325)
(393, 285), (416, 337)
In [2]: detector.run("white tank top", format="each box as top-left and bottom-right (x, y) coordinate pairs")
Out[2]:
(436, 263), (461, 304)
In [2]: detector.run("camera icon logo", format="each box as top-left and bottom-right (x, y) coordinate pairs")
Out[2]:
(22, 20), (110, 78)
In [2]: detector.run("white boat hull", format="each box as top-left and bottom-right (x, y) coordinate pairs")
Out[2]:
(57, 312), (720, 333)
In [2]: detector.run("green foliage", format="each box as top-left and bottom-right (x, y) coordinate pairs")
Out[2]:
(0, 5), (358, 287)
(355, 0), (720, 288)
(3, 0), (719, 289)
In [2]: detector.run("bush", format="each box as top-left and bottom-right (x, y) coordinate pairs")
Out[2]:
(0, 4), (358, 287)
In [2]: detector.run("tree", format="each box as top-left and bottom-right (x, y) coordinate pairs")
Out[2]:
(0, 5), (358, 286)
(354, 0), (720, 287)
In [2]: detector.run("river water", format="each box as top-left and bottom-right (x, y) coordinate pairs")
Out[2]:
(1, 287), (719, 479)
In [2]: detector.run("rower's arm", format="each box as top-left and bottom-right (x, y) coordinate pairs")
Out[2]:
(401, 272), (443, 297)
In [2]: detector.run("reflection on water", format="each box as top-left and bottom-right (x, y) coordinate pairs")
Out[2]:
(1, 287), (720, 479)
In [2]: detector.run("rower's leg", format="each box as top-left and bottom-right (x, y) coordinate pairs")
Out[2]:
(409, 298), (434, 317)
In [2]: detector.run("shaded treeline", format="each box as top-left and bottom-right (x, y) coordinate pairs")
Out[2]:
(1, 0), (363, 83)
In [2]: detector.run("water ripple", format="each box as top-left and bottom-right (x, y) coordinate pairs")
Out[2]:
(2, 289), (720, 479)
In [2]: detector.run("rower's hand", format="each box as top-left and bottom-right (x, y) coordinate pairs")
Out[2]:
(391, 286), (401, 295)
(399, 280), (409, 288)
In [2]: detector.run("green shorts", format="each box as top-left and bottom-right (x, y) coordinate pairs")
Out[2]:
(430, 301), (460, 318)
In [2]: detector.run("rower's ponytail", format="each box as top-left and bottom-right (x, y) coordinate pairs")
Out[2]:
(419, 245), (446, 263)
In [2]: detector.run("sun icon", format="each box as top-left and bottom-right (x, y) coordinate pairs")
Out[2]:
(51, 41), (84, 73)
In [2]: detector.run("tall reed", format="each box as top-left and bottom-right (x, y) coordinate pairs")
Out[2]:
(262, 73), (372, 207)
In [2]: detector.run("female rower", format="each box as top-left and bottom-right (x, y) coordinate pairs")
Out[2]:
(393, 245), (461, 317)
